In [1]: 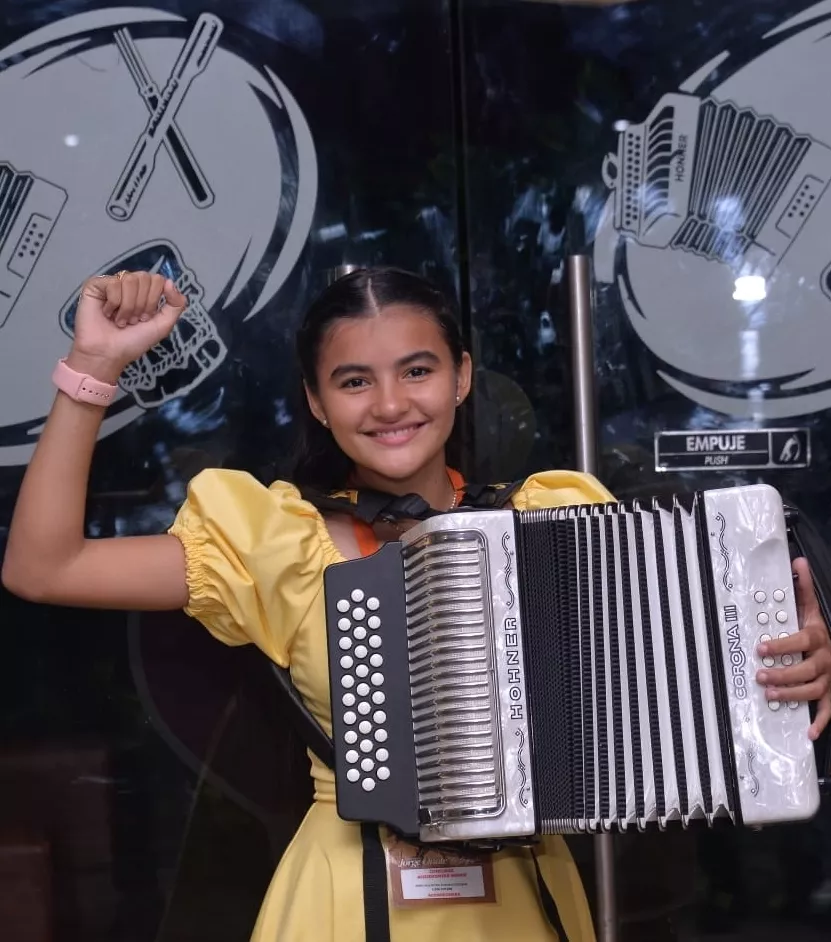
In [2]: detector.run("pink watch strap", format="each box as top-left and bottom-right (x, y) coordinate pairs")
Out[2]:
(52, 358), (118, 407)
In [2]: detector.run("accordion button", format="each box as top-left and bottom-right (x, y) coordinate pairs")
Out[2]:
(371, 672), (385, 686)
(346, 750), (359, 763)
(757, 613), (769, 626)
(361, 758), (374, 772)
(340, 656), (354, 670)
(759, 633), (772, 644)
(763, 656), (775, 669)
(369, 636), (382, 649)
(375, 729), (388, 743)
(355, 645), (368, 659)
(362, 778), (376, 792)
(358, 702), (371, 715)
(357, 683), (370, 697)
(768, 700), (782, 712)
(352, 589), (365, 603)
(353, 607), (366, 621)
(344, 711), (357, 725)
(342, 693), (356, 707)
(367, 597), (380, 611)
(359, 721), (372, 734)
(338, 618), (351, 631)
(339, 637), (352, 650)
(347, 769), (360, 783)
(356, 665), (370, 679)
(341, 676), (355, 689)
(773, 589), (786, 603)
(354, 628), (368, 641)
(377, 767), (390, 781)
(372, 692), (386, 705)
(778, 632), (789, 641)
(374, 711), (387, 724)
(337, 600), (350, 613)
(368, 616), (381, 630)
(361, 739), (374, 753)
(776, 611), (788, 624)
(345, 731), (358, 744)
(376, 748), (389, 762)
(370, 654), (383, 668)
(789, 701), (799, 710)
(754, 591), (767, 603)
(782, 654), (794, 667)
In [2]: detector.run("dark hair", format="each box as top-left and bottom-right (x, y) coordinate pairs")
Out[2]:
(292, 267), (467, 491)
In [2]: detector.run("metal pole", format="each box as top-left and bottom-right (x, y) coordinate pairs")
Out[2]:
(567, 254), (618, 942)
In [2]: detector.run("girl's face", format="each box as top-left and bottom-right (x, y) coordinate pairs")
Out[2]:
(306, 305), (472, 485)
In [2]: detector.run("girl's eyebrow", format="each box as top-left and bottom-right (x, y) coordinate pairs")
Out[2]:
(329, 350), (440, 381)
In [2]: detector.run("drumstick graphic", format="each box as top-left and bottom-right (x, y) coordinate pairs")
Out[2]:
(107, 13), (223, 221)
(113, 27), (214, 210)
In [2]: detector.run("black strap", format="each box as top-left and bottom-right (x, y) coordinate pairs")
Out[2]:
(361, 824), (391, 942)
(269, 663), (334, 768)
(532, 851), (570, 941)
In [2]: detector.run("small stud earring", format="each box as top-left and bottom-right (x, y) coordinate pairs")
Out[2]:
(456, 395), (461, 404)
(322, 419), (329, 428)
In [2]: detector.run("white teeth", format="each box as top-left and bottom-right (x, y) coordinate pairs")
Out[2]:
(371, 425), (419, 439)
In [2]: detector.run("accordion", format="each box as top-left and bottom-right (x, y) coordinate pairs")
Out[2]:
(602, 92), (831, 278)
(324, 484), (821, 844)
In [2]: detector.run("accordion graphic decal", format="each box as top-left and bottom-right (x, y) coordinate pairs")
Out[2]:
(324, 485), (821, 844)
(601, 92), (831, 278)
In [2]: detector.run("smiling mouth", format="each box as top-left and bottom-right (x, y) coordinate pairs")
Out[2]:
(365, 423), (426, 444)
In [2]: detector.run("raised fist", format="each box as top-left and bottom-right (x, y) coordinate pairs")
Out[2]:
(69, 270), (188, 380)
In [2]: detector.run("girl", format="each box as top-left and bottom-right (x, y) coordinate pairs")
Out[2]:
(4, 267), (831, 941)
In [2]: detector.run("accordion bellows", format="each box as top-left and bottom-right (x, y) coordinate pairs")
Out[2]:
(324, 484), (820, 844)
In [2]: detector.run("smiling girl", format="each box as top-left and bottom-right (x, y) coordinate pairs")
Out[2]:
(4, 266), (831, 941)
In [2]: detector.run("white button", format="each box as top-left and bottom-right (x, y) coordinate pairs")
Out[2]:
(345, 731), (358, 744)
(342, 693), (356, 707)
(376, 748), (389, 762)
(368, 616), (381, 630)
(367, 598), (380, 611)
(760, 633), (772, 644)
(346, 749), (359, 763)
(374, 711), (387, 724)
(769, 700), (781, 712)
(754, 591), (766, 603)
(344, 711), (357, 725)
(361, 739), (374, 753)
(337, 599), (350, 613)
(351, 589), (365, 603)
(355, 645), (368, 659)
(357, 683), (370, 697)
(782, 654), (794, 667)
(362, 778), (376, 792)
(339, 637), (352, 651)
(356, 665), (370, 679)
(371, 672), (384, 686)
(773, 589), (786, 603)
(353, 607), (366, 621)
(778, 632), (789, 641)
(338, 618), (351, 631)
(361, 758), (375, 772)
(776, 611), (788, 624)
(763, 656), (775, 669)
(370, 654), (384, 668)
(359, 721), (372, 735)
(757, 613), (769, 626)
(358, 702), (371, 716)
(353, 627), (367, 641)
(375, 729), (388, 743)
(372, 691), (386, 705)
(341, 676), (354, 689)
(789, 701), (799, 710)
(340, 656), (354, 670)
(369, 636), (382, 649)
(377, 767), (390, 781)
(347, 769), (360, 783)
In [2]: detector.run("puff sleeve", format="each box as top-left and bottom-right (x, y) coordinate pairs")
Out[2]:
(168, 469), (328, 667)
(512, 469), (615, 511)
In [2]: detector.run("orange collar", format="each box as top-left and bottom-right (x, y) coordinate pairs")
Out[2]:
(352, 468), (465, 557)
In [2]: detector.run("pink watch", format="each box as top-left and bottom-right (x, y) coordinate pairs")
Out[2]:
(52, 358), (119, 407)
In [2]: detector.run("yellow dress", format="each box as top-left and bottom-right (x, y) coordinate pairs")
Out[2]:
(169, 468), (615, 941)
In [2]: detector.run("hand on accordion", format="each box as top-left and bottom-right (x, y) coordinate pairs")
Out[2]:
(756, 557), (831, 740)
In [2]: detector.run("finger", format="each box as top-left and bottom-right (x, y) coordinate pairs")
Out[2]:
(132, 272), (151, 324)
(765, 677), (829, 705)
(115, 275), (139, 327)
(101, 277), (122, 319)
(160, 278), (187, 317)
(757, 651), (825, 688)
(793, 556), (821, 624)
(809, 692), (831, 741)
(142, 274), (166, 321)
(759, 627), (815, 658)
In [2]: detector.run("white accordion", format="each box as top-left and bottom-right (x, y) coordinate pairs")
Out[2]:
(324, 484), (821, 844)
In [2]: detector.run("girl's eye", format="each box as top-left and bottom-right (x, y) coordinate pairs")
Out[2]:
(340, 377), (367, 389)
(407, 366), (432, 379)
